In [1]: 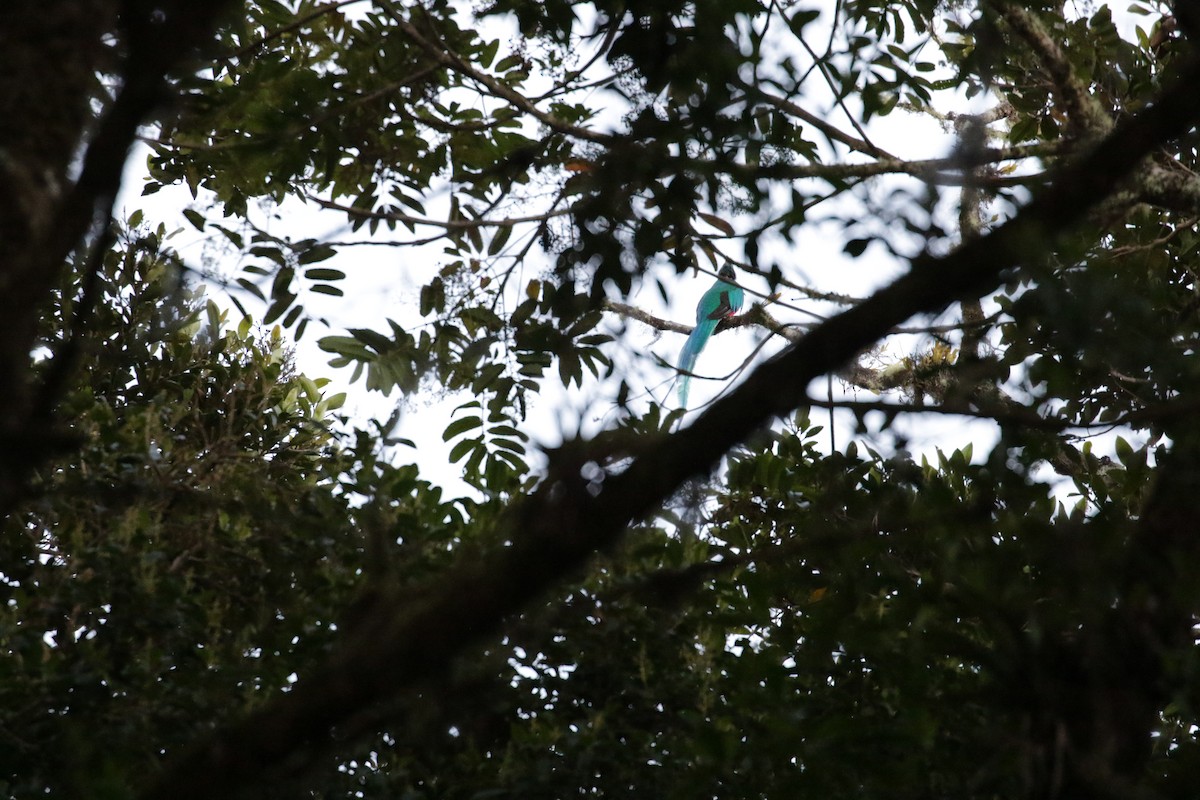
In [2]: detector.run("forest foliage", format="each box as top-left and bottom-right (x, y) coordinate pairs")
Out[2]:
(4, 0), (1200, 797)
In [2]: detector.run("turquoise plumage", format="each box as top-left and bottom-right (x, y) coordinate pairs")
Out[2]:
(677, 264), (744, 407)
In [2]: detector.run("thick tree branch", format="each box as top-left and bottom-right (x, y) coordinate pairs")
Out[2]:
(956, 114), (989, 360)
(38, 2), (243, 313)
(1135, 160), (1200, 213)
(139, 54), (1200, 800)
(992, 2), (1112, 140)
(0, 1), (239, 511)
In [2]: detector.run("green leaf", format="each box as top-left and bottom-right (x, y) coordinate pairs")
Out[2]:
(305, 268), (346, 281)
(183, 208), (206, 230)
(443, 415), (483, 442)
(298, 244), (337, 264)
(843, 238), (870, 258)
(448, 437), (479, 463)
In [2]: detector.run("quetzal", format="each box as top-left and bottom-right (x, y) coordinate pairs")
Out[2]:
(677, 264), (744, 407)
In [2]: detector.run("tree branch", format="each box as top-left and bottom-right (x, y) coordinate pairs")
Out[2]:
(738, 78), (896, 160)
(602, 299), (691, 335)
(0, 0), (240, 511)
(689, 142), (1068, 186)
(992, 2), (1112, 140)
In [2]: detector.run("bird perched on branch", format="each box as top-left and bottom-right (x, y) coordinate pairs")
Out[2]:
(677, 264), (744, 407)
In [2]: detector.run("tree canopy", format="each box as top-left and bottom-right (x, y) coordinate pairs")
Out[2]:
(4, 0), (1200, 797)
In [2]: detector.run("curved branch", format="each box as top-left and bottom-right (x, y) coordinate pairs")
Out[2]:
(739, 78), (895, 160)
(602, 299), (691, 335)
(991, 2), (1112, 139)
(0, 1), (240, 510)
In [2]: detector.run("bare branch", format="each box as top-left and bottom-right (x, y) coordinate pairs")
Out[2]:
(1135, 161), (1200, 214)
(602, 300), (691, 335)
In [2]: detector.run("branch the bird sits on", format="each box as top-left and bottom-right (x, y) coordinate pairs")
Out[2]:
(677, 264), (744, 407)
